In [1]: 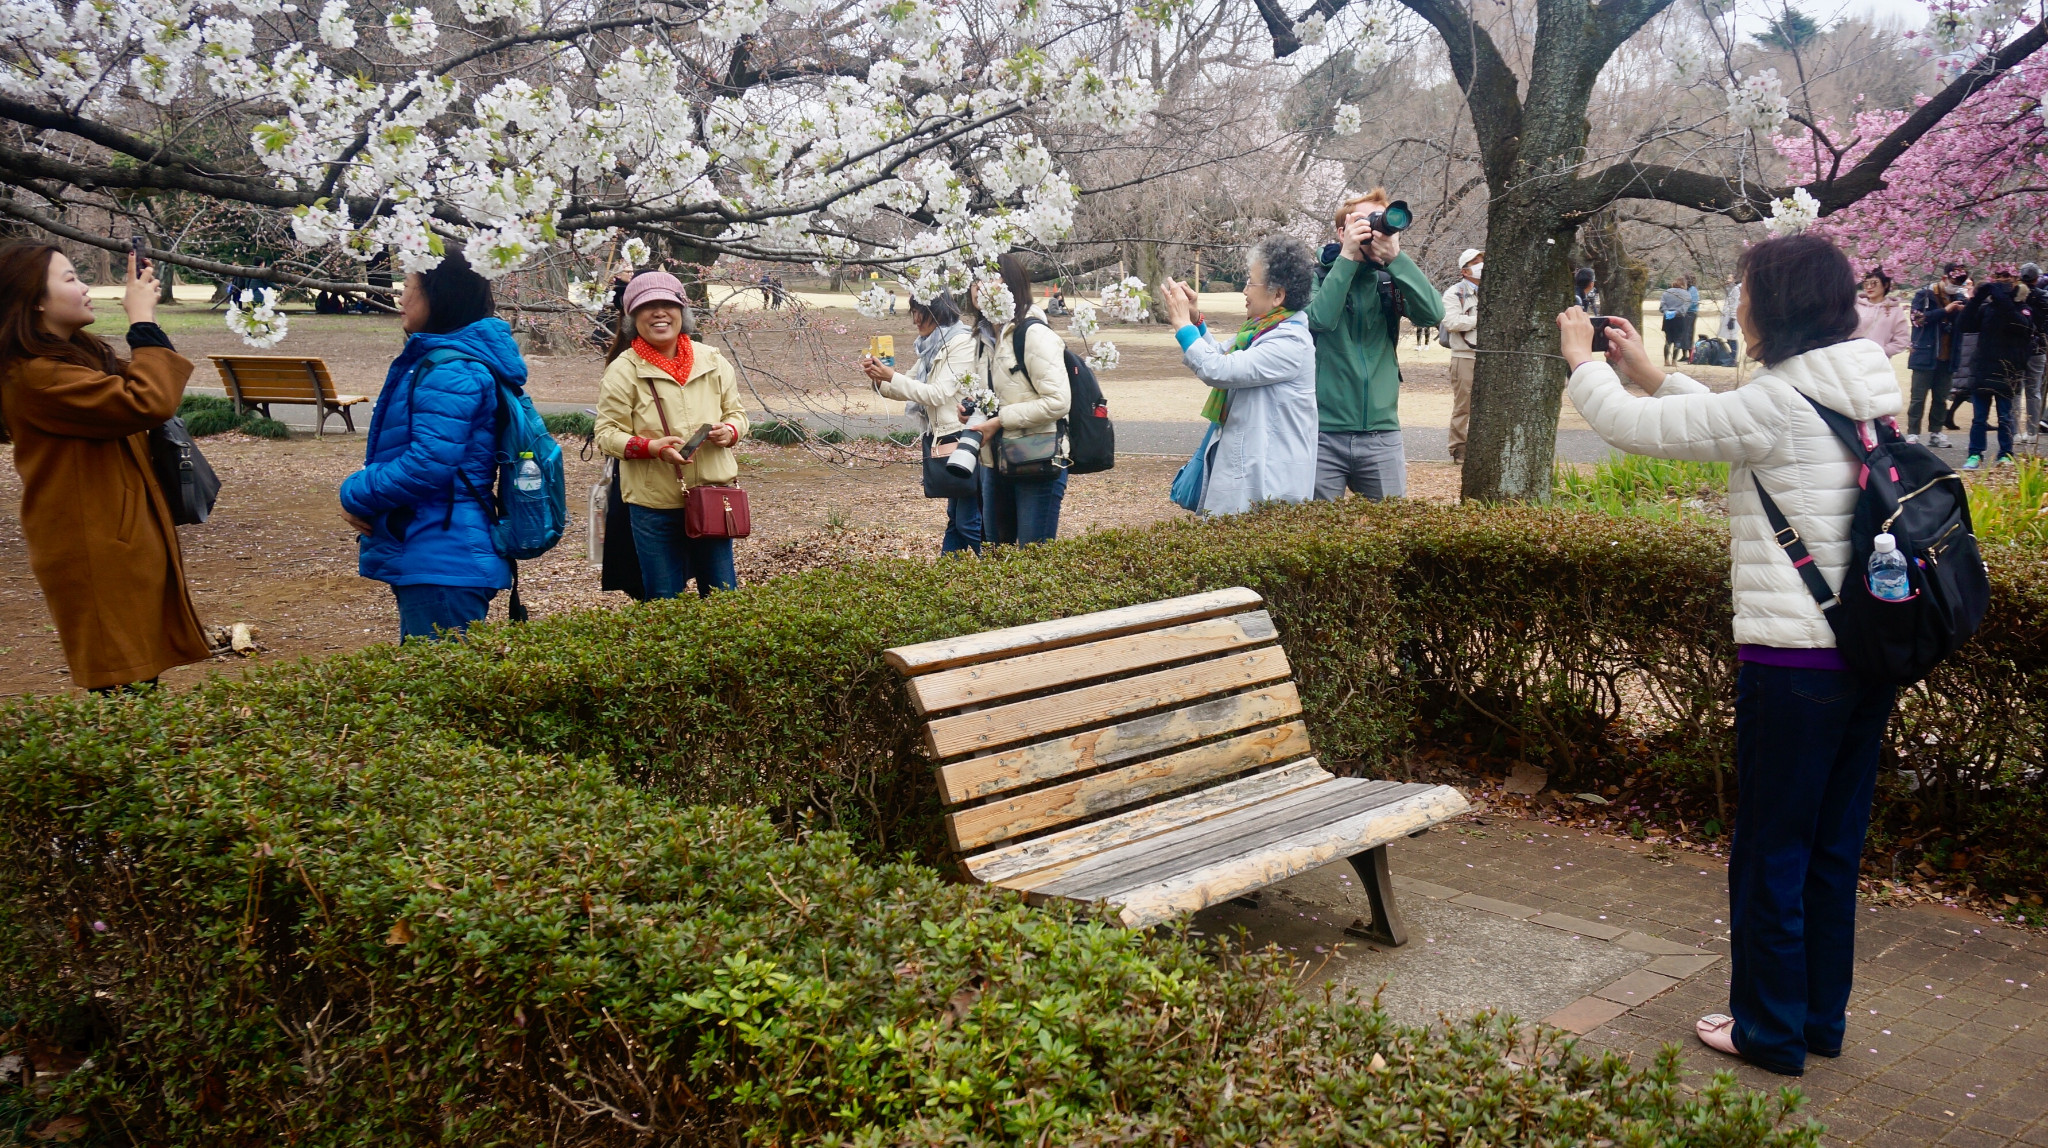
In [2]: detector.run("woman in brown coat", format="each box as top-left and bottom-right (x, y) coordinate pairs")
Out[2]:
(0, 244), (209, 690)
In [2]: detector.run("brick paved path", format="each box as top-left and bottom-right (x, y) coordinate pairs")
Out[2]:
(1213, 817), (2048, 1146)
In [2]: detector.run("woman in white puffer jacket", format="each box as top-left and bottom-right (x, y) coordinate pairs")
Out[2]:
(1558, 233), (1900, 1081)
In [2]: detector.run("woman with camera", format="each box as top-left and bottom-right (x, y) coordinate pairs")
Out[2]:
(0, 244), (210, 690)
(961, 253), (1070, 546)
(1159, 235), (1319, 515)
(861, 292), (981, 553)
(594, 271), (749, 599)
(1558, 233), (1901, 1080)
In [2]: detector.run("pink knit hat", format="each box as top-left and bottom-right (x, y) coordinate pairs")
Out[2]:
(621, 271), (686, 313)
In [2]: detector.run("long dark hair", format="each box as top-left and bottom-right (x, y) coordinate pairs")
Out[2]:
(1739, 234), (1860, 366)
(604, 270), (696, 364)
(0, 243), (121, 444)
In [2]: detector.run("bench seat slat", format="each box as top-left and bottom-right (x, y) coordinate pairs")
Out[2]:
(1003, 782), (1471, 928)
(938, 681), (1302, 805)
(1024, 780), (1431, 901)
(885, 587), (1262, 676)
(964, 759), (1335, 885)
(945, 719), (1312, 852)
(924, 648), (1292, 759)
(908, 610), (1278, 716)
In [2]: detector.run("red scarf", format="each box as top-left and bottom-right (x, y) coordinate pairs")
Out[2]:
(633, 335), (696, 386)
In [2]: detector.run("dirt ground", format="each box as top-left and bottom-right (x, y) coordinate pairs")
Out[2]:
(1, 299), (1470, 697)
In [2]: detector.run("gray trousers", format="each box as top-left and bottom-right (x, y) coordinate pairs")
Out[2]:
(1315, 430), (1406, 500)
(1907, 369), (1953, 436)
(2026, 352), (2045, 432)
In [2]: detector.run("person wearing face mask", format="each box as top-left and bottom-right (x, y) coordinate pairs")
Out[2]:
(594, 271), (749, 598)
(0, 243), (209, 690)
(1438, 249), (1482, 464)
(1907, 262), (1970, 445)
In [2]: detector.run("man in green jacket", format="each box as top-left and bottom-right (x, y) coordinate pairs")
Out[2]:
(1303, 189), (1445, 499)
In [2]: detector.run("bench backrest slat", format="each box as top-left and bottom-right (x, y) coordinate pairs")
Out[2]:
(937, 681), (1302, 806)
(885, 586), (1263, 676)
(905, 610), (1277, 715)
(944, 720), (1313, 852)
(922, 648), (1293, 759)
(209, 356), (340, 402)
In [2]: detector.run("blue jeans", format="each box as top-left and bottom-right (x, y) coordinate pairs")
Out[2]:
(983, 469), (1066, 546)
(628, 504), (737, 599)
(1968, 391), (2013, 459)
(393, 583), (496, 641)
(1729, 662), (1896, 1075)
(943, 478), (984, 554)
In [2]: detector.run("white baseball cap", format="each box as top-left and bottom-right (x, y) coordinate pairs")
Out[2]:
(1459, 248), (1484, 268)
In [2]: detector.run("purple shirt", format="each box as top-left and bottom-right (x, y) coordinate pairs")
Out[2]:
(1739, 644), (1849, 671)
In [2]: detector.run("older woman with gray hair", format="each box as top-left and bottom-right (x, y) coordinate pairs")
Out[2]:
(1162, 235), (1320, 515)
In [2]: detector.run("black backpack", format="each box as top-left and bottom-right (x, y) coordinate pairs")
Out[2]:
(1754, 395), (1990, 686)
(1011, 316), (1114, 474)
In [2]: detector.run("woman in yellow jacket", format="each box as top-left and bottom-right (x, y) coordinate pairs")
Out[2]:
(963, 253), (1070, 545)
(594, 272), (749, 598)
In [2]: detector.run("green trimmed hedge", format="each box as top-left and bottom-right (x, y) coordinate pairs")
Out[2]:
(2, 693), (1817, 1145)
(5, 499), (2043, 1141)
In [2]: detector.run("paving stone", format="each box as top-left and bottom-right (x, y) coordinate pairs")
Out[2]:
(1527, 911), (1628, 940)
(1449, 892), (1540, 919)
(1615, 930), (1705, 955)
(1390, 875), (1462, 900)
(1593, 969), (1681, 1005)
(1645, 953), (1721, 979)
(1542, 995), (1630, 1034)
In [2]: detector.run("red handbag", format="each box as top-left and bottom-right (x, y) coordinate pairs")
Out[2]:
(683, 482), (751, 539)
(645, 375), (752, 540)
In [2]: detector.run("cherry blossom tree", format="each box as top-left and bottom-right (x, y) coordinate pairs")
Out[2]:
(1776, 59), (2048, 276)
(0, 0), (1170, 346)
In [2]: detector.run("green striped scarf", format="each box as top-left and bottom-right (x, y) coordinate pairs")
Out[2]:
(1200, 307), (1295, 423)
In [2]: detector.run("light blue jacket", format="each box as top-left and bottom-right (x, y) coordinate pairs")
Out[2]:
(339, 318), (524, 590)
(1177, 313), (1319, 515)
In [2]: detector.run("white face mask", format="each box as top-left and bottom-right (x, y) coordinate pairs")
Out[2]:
(1468, 263), (1483, 280)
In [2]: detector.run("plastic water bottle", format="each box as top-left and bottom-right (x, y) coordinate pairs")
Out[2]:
(1868, 533), (1911, 601)
(514, 451), (543, 493)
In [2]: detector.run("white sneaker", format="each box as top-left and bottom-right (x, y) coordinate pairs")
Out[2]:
(1931, 432), (1953, 448)
(1906, 433), (1920, 445)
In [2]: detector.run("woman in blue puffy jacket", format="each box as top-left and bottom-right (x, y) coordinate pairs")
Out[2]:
(339, 251), (525, 640)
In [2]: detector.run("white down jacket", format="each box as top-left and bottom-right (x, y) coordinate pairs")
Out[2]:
(1566, 339), (1903, 649)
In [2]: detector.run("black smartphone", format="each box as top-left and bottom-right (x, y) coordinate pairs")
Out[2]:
(128, 234), (149, 272)
(679, 422), (714, 461)
(1590, 315), (1614, 352)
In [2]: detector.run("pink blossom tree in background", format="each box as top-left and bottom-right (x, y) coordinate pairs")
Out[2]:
(1776, 59), (2048, 280)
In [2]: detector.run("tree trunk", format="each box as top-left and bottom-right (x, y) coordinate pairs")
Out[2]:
(156, 250), (175, 304)
(1459, 197), (1581, 503)
(1579, 208), (1646, 327)
(1130, 240), (1170, 323)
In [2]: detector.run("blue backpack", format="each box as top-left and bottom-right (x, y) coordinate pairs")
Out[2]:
(413, 348), (568, 616)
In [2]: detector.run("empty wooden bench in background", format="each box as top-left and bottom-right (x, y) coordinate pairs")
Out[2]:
(208, 355), (368, 436)
(884, 587), (1468, 941)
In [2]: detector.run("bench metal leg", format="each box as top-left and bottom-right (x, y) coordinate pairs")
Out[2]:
(1343, 845), (1409, 948)
(340, 406), (357, 432)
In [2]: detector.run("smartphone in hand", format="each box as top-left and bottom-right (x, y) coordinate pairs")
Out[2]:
(680, 422), (714, 462)
(129, 234), (150, 272)
(1590, 316), (1615, 353)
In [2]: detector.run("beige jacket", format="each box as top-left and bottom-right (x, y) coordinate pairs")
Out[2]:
(1441, 279), (1479, 357)
(596, 340), (750, 510)
(977, 306), (1070, 461)
(877, 326), (975, 438)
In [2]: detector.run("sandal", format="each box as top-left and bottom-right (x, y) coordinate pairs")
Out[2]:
(1696, 1013), (1739, 1056)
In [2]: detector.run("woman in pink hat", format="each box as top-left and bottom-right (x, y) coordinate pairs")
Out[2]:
(593, 270), (750, 598)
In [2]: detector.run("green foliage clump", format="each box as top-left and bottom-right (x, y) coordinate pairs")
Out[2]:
(542, 410), (595, 437)
(1553, 453), (1729, 518)
(751, 419), (805, 445)
(0, 684), (1820, 1147)
(176, 393), (245, 437)
(1966, 455), (2048, 549)
(238, 414), (292, 439)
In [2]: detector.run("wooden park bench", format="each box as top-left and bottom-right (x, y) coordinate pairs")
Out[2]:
(884, 587), (1469, 941)
(208, 355), (368, 436)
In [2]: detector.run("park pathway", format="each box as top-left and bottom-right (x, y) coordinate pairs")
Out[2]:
(1196, 815), (2048, 1147)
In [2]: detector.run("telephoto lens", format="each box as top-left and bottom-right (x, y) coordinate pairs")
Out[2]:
(948, 429), (983, 475)
(1366, 201), (1413, 235)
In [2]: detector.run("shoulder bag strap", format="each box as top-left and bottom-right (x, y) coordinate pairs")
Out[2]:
(641, 370), (688, 487)
(1753, 474), (1843, 614)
